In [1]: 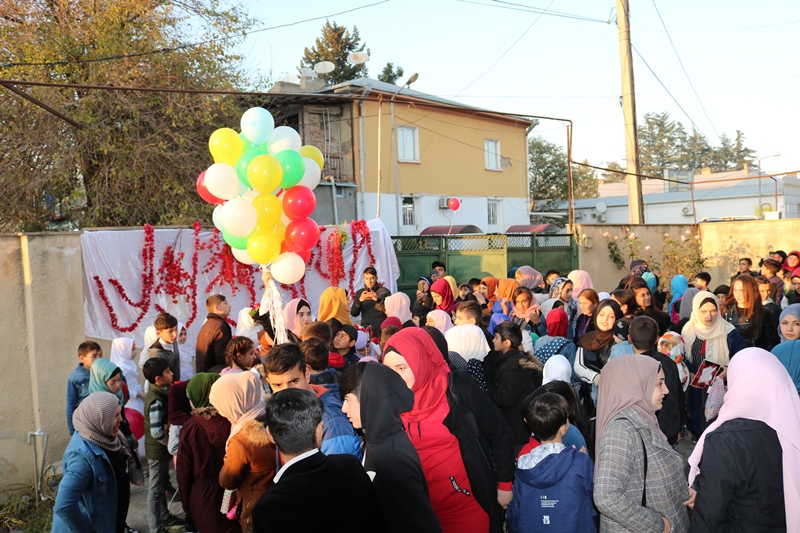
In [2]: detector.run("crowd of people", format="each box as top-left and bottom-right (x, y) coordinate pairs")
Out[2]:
(55, 253), (800, 533)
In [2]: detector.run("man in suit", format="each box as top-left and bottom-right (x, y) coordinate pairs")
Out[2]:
(252, 388), (383, 533)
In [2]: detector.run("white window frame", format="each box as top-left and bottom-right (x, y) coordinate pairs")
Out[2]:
(398, 126), (420, 163)
(485, 139), (501, 171)
(488, 200), (499, 226)
(401, 196), (416, 226)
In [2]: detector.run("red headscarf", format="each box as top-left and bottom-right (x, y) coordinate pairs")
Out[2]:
(383, 328), (451, 422)
(481, 276), (499, 303)
(784, 251), (800, 271)
(546, 308), (568, 338)
(430, 278), (456, 314)
(380, 316), (403, 330)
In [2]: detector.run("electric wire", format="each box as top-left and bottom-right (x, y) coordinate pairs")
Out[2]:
(0, 0), (390, 69)
(455, 0), (608, 24)
(650, 0), (720, 142)
(455, 0), (556, 96)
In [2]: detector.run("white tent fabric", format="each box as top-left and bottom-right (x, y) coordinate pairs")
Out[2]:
(82, 219), (399, 350)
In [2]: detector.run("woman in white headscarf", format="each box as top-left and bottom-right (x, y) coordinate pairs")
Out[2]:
(177, 321), (195, 381)
(234, 308), (262, 347)
(681, 291), (747, 440)
(445, 324), (491, 391)
(110, 337), (145, 414)
(212, 372), (276, 533)
(384, 292), (414, 327)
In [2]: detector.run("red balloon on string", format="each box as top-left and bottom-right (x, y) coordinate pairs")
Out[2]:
(296, 249), (312, 263)
(196, 171), (225, 205)
(447, 197), (461, 211)
(282, 185), (317, 219)
(284, 217), (321, 252)
(125, 408), (144, 440)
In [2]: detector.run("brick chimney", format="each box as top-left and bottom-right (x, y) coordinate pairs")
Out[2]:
(701, 167), (712, 175)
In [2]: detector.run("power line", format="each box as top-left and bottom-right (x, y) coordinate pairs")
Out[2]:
(455, 0), (556, 96)
(0, 0), (389, 69)
(455, 0), (609, 24)
(650, 0), (720, 142)
(630, 44), (710, 141)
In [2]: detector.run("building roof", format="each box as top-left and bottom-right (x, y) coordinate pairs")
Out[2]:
(319, 77), (532, 125)
(506, 224), (560, 234)
(420, 224), (484, 235)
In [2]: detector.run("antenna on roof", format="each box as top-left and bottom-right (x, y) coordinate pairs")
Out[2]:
(347, 51), (369, 64)
(313, 61), (335, 74)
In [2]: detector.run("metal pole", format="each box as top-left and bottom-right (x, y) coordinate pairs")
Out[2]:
(566, 123), (574, 234)
(376, 94), (383, 218)
(616, 0), (644, 224)
(391, 101), (402, 235)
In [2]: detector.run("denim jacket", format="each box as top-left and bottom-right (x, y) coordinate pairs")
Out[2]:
(52, 432), (118, 533)
(66, 365), (90, 436)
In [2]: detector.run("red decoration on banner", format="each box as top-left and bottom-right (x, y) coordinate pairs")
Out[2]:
(348, 220), (376, 296)
(93, 224), (156, 333)
(201, 229), (258, 306)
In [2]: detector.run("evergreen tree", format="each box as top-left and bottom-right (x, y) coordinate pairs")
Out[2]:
(299, 21), (369, 85)
(734, 130), (756, 171)
(711, 133), (736, 171)
(528, 136), (597, 223)
(378, 62), (404, 85)
(637, 111), (680, 176)
(600, 161), (627, 183)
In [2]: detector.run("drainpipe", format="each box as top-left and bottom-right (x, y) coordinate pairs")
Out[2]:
(391, 101), (401, 235)
(357, 88), (371, 221)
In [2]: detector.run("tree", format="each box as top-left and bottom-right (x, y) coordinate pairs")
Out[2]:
(600, 161), (627, 183)
(299, 21), (369, 85)
(378, 62), (404, 85)
(733, 130), (757, 171)
(528, 136), (597, 224)
(638, 111), (680, 176)
(0, 0), (253, 231)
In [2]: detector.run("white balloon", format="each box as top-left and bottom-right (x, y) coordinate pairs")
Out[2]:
(240, 107), (275, 145)
(212, 205), (224, 230)
(232, 247), (257, 265)
(242, 188), (259, 202)
(220, 197), (258, 237)
(280, 211), (291, 227)
(268, 126), (302, 154)
(298, 158), (321, 190)
(204, 163), (239, 200)
(270, 252), (306, 284)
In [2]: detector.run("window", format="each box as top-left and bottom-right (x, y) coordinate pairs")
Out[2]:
(402, 197), (415, 226)
(485, 139), (501, 170)
(488, 200), (499, 226)
(398, 126), (419, 162)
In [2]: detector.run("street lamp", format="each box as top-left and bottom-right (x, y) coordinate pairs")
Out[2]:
(757, 153), (780, 217)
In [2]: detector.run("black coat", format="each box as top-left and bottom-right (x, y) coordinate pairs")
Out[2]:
(443, 372), (516, 533)
(361, 363), (441, 533)
(252, 452), (383, 533)
(691, 418), (785, 532)
(195, 313), (232, 373)
(486, 348), (540, 445)
(641, 349), (685, 445)
(350, 285), (391, 335)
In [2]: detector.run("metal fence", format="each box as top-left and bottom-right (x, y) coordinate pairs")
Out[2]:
(392, 233), (577, 297)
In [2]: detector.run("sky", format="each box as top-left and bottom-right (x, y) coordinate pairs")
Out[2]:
(233, 0), (800, 175)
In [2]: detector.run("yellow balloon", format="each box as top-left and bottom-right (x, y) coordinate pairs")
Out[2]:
(247, 155), (283, 193)
(252, 193), (283, 226)
(299, 145), (324, 170)
(246, 232), (281, 265)
(209, 128), (244, 166)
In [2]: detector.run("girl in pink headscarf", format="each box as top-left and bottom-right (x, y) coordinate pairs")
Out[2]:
(688, 348), (800, 532)
(426, 309), (453, 335)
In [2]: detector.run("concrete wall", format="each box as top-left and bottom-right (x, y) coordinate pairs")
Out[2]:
(0, 233), (86, 488)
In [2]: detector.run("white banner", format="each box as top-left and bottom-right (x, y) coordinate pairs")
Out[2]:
(82, 218), (400, 356)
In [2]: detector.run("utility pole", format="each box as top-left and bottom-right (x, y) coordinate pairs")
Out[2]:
(616, 0), (644, 224)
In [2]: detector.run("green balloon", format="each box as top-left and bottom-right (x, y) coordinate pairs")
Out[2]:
(239, 131), (256, 152)
(222, 229), (248, 250)
(275, 150), (306, 188)
(235, 148), (265, 187)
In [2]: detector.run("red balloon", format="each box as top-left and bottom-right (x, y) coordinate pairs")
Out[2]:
(284, 217), (321, 252)
(296, 249), (312, 262)
(196, 171), (225, 205)
(447, 197), (461, 211)
(282, 185), (317, 219)
(125, 408), (144, 440)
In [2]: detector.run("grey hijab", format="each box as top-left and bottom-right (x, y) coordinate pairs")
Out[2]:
(73, 391), (127, 454)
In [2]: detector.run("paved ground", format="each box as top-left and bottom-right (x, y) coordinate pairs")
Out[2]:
(126, 464), (186, 533)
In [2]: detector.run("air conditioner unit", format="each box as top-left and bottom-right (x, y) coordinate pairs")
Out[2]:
(682, 205), (694, 216)
(438, 197), (449, 209)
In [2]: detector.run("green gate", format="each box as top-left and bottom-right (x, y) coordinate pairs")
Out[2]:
(392, 233), (577, 298)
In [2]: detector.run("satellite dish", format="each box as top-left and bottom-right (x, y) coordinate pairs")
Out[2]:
(300, 67), (317, 79)
(595, 201), (607, 214)
(314, 61), (335, 74)
(281, 74), (299, 83)
(347, 51), (370, 65)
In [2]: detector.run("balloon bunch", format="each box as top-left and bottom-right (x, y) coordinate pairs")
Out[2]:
(196, 107), (323, 285)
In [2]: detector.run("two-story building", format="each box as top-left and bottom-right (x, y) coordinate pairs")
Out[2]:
(264, 77), (534, 235)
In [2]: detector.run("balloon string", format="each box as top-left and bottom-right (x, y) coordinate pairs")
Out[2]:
(267, 277), (288, 344)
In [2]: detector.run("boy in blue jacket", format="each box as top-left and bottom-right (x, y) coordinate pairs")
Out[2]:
(507, 392), (595, 533)
(66, 341), (102, 435)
